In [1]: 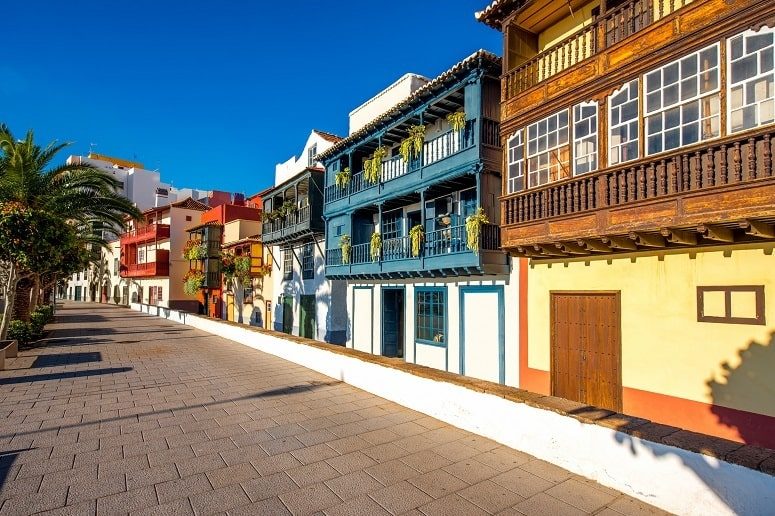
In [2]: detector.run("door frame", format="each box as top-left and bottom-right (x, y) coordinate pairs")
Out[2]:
(459, 285), (505, 384)
(282, 295), (294, 334)
(351, 286), (374, 352)
(381, 286), (406, 359)
(549, 290), (622, 411)
(299, 294), (316, 339)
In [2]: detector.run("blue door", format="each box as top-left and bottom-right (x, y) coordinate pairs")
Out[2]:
(382, 288), (404, 358)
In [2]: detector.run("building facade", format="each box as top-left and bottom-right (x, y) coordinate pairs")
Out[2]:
(262, 131), (348, 344)
(118, 198), (210, 311)
(478, 0), (775, 446)
(319, 50), (521, 386)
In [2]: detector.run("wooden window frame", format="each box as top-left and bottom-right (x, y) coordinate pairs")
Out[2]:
(608, 79), (641, 166)
(727, 26), (775, 134)
(415, 286), (448, 347)
(506, 130), (525, 194)
(697, 285), (765, 325)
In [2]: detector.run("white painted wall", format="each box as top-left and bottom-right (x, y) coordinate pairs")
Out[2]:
(344, 268), (520, 388)
(131, 302), (775, 516)
(275, 131), (339, 186)
(349, 73), (430, 135)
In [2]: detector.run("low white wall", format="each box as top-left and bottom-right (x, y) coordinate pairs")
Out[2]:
(131, 303), (775, 516)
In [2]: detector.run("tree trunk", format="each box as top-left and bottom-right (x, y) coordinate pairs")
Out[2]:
(29, 274), (40, 313)
(13, 277), (33, 322)
(0, 263), (19, 340)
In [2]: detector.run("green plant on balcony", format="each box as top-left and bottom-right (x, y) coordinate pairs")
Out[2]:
(183, 270), (205, 296)
(409, 224), (425, 257)
(222, 251), (253, 289)
(370, 232), (382, 262)
(465, 207), (490, 255)
(279, 200), (297, 219)
(399, 125), (426, 163)
(447, 111), (466, 132)
(183, 239), (207, 260)
(335, 167), (351, 188)
(340, 235), (351, 264)
(364, 146), (387, 184)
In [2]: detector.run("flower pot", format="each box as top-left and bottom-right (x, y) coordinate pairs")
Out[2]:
(0, 339), (17, 359)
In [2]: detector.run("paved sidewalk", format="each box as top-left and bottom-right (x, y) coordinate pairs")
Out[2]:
(0, 303), (668, 515)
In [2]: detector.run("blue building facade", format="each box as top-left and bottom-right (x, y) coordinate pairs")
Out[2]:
(319, 51), (521, 385)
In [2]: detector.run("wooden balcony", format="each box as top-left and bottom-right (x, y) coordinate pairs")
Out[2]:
(119, 224), (170, 245)
(500, 0), (766, 123)
(501, 129), (775, 257)
(262, 205), (322, 244)
(120, 249), (170, 278)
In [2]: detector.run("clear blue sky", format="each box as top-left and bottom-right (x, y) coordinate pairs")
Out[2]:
(1, 1), (500, 195)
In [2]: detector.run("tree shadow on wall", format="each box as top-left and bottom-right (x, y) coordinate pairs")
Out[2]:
(613, 332), (775, 514)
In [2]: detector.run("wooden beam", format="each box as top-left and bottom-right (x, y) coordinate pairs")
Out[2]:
(534, 245), (567, 257)
(660, 228), (698, 245)
(698, 224), (735, 243)
(556, 242), (590, 255)
(578, 239), (612, 253)
(628, 232), (666, 248)
(740, 220), (775, 239)
(602, 236), (638, 251)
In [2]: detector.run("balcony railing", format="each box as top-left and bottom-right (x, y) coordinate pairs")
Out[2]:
(119, 224), (170, 244)
(502, 130), (774, 226)
(120, 250), (170, 278)
(325, 120), (478, 203)
(261, 205), (313, 241)
(502, 0), (692, 101)
(325, 223), (501, 266)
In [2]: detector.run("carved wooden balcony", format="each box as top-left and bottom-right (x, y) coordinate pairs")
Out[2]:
(500, 129), (775, 257)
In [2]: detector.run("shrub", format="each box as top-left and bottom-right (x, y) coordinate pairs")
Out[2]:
(35, 304), (54, 323)
(8, 320), (33, 346)
(30, 312), (47, 339)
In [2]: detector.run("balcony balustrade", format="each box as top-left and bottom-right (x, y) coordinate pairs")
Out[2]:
(119, 224), (170, 245)
(120, 249), (170, 278)
(261, 205), (317, 244)
(502, 0), (692, 101)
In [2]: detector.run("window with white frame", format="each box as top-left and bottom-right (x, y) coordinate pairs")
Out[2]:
(283, 249), (293, 280)
(137, 248), (145, 263)
(728, 27), (775, 133)
(645, 44), (720, 155)
(507, 131), (524, 193)
(307, 144), (317, 167)
(573, 101), (598, 174)
(526, 110), (570, 187)
(609, 80), (640, 165)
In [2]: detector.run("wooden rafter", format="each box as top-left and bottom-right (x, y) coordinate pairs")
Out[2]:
(578, 239), (612, 253)
(602, 236), (637, 251)
(660, 228), (698, 246)
(740, 220), (775, 239)
(556, 242), (589, 255)
(629, 232), (666, 248)
(698, 224), (735, 243)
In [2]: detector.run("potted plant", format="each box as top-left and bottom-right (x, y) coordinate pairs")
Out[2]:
(447, 111), (466, 132)
(335, 167), (351, 188)
(370, 232), (382, 262)
(465, 207), (490, 254)
(409, 225), (425, 257)
(340, 235), (351, 264)
(400, 125), (426, 162)
(279, 200), (297, 219)
(364, 146), (387, 184)
(183, 238), (207, 260)
(183, 270), (205, 296)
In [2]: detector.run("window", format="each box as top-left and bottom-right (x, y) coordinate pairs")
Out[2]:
(335, 224), (344, 237)
(157, 287), (163, 303)
(645, 44), (720, 155)
(381, 210), (403, 240)
(506, 131), (524, 193)
(302, 243), (314, 280)
(609, 80), (640, 165)
(283, 249), (293, 280)
(697, 285), (765, 325)
(728, 27), (775, 133)
(138, 249), (146, 263)
(573, 101), (598, 174)
(244, 287), (254, 305)
(186, 216), (192, 221)
(415, 287), (447, 345)
(113, 258), (119, 276)
(526, 110), (570, 187)
(307, 144), (317, 167)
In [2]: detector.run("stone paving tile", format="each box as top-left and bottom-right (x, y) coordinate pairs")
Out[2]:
(0, 304), (666, 516)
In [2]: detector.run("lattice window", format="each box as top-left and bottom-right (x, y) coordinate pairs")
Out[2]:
(728, 26), (775, 133)
(302, 244), (314, 280)
(415, 287), (446, 345)
(526, 110), (570, 188)
(506, 130), (524, 193)
(609, 80), (640, 165)
(573, 101), (598, 174)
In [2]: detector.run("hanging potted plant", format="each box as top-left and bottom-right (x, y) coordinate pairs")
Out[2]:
(465, 207), (490, 255)
(340, 234), (351, 264)
(335, 167), (351, 188)
(183, 238), (208, 260)
(447, 111), (466, 132)
(183, 270), (205, 296)
(409, 225), (425, 257)
(399, 125), (426, 163)
(364, 146), (387, 184)
(370, 232), (382, 262)
(279, 200), (297, 219)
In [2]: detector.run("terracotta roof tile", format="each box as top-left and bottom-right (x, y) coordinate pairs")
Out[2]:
(475, 0), (526, 28)
(316, 49), (501, 161)
(313, 129), (343, 143)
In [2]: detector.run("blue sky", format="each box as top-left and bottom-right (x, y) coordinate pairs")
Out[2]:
(1, 1), (500, 195)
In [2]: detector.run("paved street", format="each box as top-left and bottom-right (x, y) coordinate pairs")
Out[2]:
(0, 303), (667, 515)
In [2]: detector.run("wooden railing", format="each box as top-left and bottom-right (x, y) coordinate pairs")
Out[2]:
(120, 250), (170, 278)
(383, 235), (411, 261)
(502, 0), (693, 101)
(502, 130), (774, 226)
(120, 223), (170, 243)
(261, 205), (311, 237)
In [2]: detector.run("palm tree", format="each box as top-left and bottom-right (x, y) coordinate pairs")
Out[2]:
(0, 123), (142, 337)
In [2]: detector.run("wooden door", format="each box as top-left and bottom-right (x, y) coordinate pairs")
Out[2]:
(550, 292), (622, 412)
(226, 294), (235, 321)
(382, 288), (404, 358)
(299, 295), (316, 339)
(282, 296), (293, 334)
